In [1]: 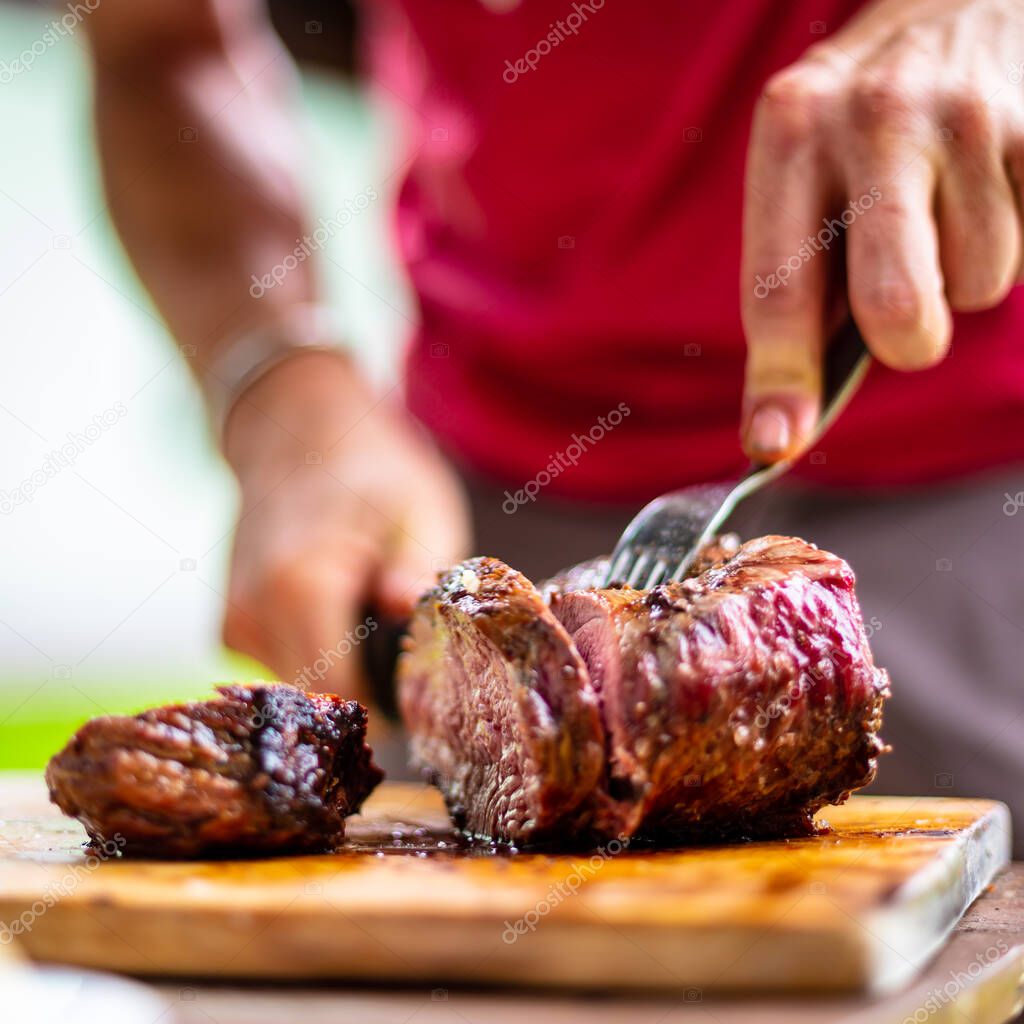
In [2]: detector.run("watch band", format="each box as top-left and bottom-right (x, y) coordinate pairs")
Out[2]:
(201, 304), (347, 440)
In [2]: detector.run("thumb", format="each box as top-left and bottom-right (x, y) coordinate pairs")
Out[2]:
(375, 478), (470, 618)
(741, 377), (821, 465)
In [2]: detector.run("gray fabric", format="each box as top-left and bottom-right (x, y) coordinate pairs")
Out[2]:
(462, 462), (1024, 855)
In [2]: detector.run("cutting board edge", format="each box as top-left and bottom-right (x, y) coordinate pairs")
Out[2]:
(857, 799), (1012, 995)
(11, 904), (881, 993)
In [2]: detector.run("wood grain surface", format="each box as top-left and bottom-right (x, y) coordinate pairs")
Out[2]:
(0, 777), (1011, 995)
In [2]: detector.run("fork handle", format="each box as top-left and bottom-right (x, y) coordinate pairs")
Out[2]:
(691, 320), (871, 556)
(818, 317), (871, 443)
(750, 317), (870, 483)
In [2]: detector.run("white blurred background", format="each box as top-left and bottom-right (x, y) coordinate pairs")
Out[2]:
(0, 0), (408, 761)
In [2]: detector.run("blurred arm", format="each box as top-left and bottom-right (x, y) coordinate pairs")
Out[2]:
(84, 0), (316, 364)
(84, 2), (471, 699)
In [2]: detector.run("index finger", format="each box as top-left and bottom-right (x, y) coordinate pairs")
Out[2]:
(741, 66), (836, 462)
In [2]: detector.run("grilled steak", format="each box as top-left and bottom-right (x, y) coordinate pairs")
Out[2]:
(399, 536), (889, 845)
(553, 535), (889, 840)
(46, 683), (383, 858)
(398, 560), (606, 842)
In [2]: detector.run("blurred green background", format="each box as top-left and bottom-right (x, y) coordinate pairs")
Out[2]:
(0, 2), (408, 767)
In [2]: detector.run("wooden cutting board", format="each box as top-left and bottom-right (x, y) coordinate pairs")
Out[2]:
(0, 777), (1010, 995)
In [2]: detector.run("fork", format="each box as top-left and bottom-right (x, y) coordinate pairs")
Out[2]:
(597, 320), (871, 590)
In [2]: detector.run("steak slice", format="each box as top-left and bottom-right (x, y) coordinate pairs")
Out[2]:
(45, 683), (383, 858)
(551, 535), (889, 841)
(397, 557), (606, 843)
(400, 537), (889, 845)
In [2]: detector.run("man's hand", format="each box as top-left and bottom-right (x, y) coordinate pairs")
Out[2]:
(222, 351), (470, 701)
(85, 1), (469, 705)
(741, 0), (1024, 460)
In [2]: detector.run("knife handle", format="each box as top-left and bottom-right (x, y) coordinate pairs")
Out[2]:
(362, 610), (407, 719)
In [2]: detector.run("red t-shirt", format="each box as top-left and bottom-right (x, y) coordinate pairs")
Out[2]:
(369, 0), (1024, 501)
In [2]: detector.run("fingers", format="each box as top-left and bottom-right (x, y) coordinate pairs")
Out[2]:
(375, 466), (471, 618)
(224, 538), (376, 700)
(834, 68), (953, 371)
(845, 163), (952, 370)
(220, 594), (283, 676)
(741, 26), (1024, 468)
(222, 446), (469, 699)
(935, 94), (1021, 310)
(741, 65), (835, 461)
(272, 559), (371, 697)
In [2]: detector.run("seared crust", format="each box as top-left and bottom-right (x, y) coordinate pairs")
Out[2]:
(402, 538), (889, 846)
(45, 683), (383, 858)
(553, 535), (889, 841)
(398, 557), (605, 843)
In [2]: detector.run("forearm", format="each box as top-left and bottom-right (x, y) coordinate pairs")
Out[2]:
(86, 1), (317, 362)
